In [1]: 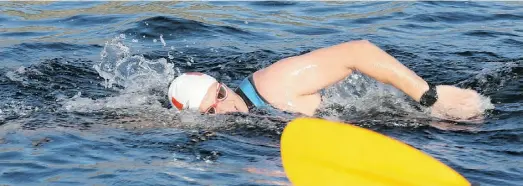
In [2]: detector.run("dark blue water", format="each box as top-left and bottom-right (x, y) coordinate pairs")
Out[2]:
(1, 1), (522, 186)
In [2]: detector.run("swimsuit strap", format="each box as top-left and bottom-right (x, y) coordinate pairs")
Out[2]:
(235, 75), (269, 110)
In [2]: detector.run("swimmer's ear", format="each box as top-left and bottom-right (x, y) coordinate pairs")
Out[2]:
(280, 118), (473, 186)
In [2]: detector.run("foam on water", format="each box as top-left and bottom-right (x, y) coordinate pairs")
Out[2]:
(458, 61), (519, 94)
(60, 35), (177, 123)
(0, 100), (39, 124)
(318, 72), (423, 121)
(321, 72), (494, 126)
(3, 66), (44, 87)
(59, 35), (255, 131)
(93, 35), (176, 90)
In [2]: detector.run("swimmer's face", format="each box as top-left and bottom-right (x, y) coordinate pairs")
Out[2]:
(199, 82), (249, 114)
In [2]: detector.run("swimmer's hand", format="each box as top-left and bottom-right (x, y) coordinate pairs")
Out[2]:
(429, 85), (493, 120)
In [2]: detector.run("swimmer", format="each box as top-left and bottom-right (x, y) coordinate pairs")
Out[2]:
(168, 40), (488, 120)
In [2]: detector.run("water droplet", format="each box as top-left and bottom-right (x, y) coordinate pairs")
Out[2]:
(160, 34), (166, 47)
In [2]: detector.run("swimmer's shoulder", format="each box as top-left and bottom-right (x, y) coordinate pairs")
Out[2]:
(251, 67), (293, 109)
(249, 69), (281, 106)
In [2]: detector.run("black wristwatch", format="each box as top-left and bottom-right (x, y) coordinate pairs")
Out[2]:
(419, 84), (438, 107)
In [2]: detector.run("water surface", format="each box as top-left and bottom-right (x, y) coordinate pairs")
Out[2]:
(1, 1), (522, 186)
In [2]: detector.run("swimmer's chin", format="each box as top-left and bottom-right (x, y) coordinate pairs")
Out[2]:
(214, 106), (248, 115)
(234, 103), (249, 113)
(234, 105), (249, 114)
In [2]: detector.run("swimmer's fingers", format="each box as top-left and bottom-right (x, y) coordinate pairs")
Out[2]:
(430, 85), (493, 120)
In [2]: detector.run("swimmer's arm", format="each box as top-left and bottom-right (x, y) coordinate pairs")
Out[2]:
(262, 40), (429, 102)
(341, 40), (430, 102)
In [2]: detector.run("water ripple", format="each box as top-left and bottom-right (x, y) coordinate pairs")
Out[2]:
(0, 1), (522, 185)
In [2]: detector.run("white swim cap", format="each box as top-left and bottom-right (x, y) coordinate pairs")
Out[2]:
(168, 72), (217, 111)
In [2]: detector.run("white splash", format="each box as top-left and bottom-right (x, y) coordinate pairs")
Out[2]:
(168, 51), (175, 60)
(60, 35), (240, 131)
(160, 34), (166, 47)
(60, 35), (179, 116)
(4, 66), (44, 87)
(0, 100), (40, 122)
(320, 72), (425, 120)
(187, 56), (194, 66)
(93, 35), (175, 89)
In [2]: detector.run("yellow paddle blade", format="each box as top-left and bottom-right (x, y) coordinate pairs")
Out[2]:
(281, 118), (471, 186)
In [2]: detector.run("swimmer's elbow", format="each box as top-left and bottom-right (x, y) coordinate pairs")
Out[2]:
(339, 40), (375, 69)
(342, 40), (375, 51)
(345, 39), (373, 47)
